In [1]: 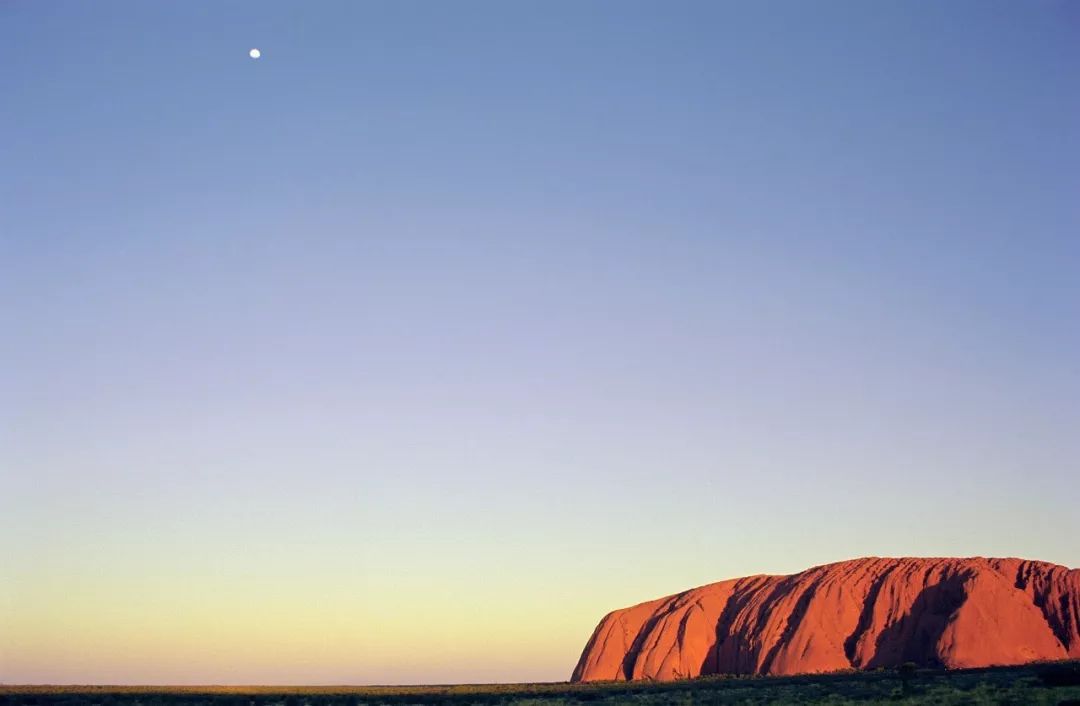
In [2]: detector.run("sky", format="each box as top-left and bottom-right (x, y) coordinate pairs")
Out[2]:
(2, 0), (1079, 686)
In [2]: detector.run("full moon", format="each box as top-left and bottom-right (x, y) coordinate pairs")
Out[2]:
(249, 48), (261, 59)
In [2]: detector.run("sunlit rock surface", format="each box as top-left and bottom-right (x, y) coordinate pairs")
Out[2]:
(572, 557), (1079, 681)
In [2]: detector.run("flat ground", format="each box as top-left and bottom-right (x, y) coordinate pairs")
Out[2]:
(4, 661), (1080, 705)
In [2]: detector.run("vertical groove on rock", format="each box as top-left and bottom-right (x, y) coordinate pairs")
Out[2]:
(843, 564), (892, 667)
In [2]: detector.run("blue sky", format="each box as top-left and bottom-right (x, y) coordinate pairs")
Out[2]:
(2, 0), (1078, 684)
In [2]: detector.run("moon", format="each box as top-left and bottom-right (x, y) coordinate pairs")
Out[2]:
(249, 48), (261, 59)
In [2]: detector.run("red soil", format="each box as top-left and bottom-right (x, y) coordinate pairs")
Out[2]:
(571, 557), (1079, 681)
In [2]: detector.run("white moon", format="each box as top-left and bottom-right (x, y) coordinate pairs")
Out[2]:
(249, 48), (261, 59)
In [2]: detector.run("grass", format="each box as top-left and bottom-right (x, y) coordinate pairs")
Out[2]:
(3, 661), (1080, 705)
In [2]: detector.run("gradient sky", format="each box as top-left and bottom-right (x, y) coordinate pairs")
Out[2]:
(2, 0), (1079, 686)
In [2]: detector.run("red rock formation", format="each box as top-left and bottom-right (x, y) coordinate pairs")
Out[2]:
(572, 557), (1079, 682)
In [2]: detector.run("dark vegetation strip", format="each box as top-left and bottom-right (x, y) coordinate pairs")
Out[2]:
(1, 661), (1078, 706)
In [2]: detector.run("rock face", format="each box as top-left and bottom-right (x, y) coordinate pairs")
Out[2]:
(572, 557), (1079, 682)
